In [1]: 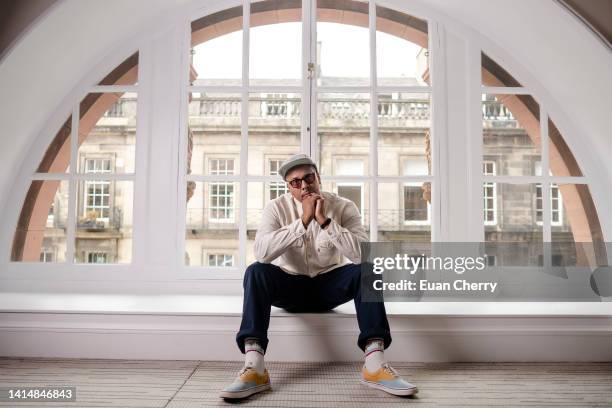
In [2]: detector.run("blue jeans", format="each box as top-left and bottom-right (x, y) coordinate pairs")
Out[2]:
(236, 261), (391, 354)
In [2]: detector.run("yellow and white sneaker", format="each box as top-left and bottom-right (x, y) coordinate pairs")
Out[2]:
(361, 363), (418, 396)
(219, 366), (271, 399)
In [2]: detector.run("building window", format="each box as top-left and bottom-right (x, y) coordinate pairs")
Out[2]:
(209, 158), (234, 175)
(486, 254), (497, 266)
(536, 183), (562, 226)
(46, 202), (55, 227)
(403, 185), (428, 222)
(87, 251), (109, 264)
(483, 160), (497, 225)
(84, 158), (112, 220)
(40, 248), (54, 263)
(335, 158), (365, 220)
(402, 157), (430, 224)
(269, 159), (288, 200)
(209, 158), (235, 221)
(207, 253), (234, 267)
(534, 161), (562, 226)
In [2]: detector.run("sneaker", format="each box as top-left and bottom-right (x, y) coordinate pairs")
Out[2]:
(360, 362), (418, 396)
(219, 366), (271, 400)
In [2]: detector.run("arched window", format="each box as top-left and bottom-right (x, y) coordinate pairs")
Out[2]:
(12, 53), (138, 264)
(9, 0), (605, 277)
(184, 0), (433, 271)
(481, 53), (604, 266)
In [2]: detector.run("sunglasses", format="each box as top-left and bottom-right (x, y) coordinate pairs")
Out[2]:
(287, 172), (317, 188)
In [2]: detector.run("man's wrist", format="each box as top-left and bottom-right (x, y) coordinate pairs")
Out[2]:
(318, 217), (332, 229)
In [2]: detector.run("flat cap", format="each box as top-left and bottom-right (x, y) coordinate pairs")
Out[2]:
(278, 153), (318, 180)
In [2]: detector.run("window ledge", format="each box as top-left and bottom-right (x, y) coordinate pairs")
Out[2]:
(0, 293), (610, 316)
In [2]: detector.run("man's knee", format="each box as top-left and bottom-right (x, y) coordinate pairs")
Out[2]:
(352, 262), (378, 288)
(244, 262), (272, 288)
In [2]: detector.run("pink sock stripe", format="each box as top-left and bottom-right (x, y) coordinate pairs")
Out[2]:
(246, 349), (264, 356)
(364, 348), (383, 358)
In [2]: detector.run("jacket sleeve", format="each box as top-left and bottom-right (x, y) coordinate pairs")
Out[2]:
(253, 202), (308, 263)
(323, 200), (368, 264)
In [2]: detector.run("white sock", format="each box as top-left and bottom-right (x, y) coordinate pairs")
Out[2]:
(244, 338), (265, 374)
(364, 338), (386, 373)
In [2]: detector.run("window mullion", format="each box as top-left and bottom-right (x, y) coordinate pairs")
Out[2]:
(131, 41), (151, 270)
(176, 20), (191, 272)
(429, 20), (446, 242)
(66, 105), (78, 265)
(143, 25), (185, 272)
(238, 0), (250, 273)
(305, 0), (316, 159)
(468, 42), (485, 241)
(369, 0), (378, 242)
(541, 108), (552, 243)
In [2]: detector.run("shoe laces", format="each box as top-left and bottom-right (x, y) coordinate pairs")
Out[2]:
(381, 363), (400, 377)
(238, 366), (252, 376)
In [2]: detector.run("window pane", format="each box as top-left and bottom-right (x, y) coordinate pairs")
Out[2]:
(377, 182), (431, 242)
(318, 93), (370, 176)
(75, 180), (133, 263)
(78, 93), (137, 174)
(11, 180), (69, 262)
(551, 184), (605, 267)
(481, 52), (522, 87)
(320, 181), (369, 228)
(246, 182), (265, 266)
(483, 94), (540, 176)
(268, 158), (290, 199)
(191, 6), (243, 85)
(378, 93), (430, 175)
(484, 183), (541, 243)
(189, 93), (241, 176)
(36, 114), (71, 173)
(376, 5), (429, 87)
(250, 0), (301, 86)
(98, 52), (138, 86)
(186, 182), (239, 267)
(207, 253), (235, 267)
(549, 118), (583, 177)
(249, 93), (301, 175)
(317, 0), (369, 86)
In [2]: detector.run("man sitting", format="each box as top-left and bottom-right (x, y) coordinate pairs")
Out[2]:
(220, 154), (418, 400)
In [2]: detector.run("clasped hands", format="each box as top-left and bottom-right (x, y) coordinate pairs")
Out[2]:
(301, 193), (328, 229)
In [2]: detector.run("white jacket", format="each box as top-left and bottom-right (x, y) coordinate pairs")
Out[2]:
(253, 191), (368, 277)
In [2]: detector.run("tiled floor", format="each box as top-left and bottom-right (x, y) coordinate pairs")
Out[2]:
(1, 358), (612, 407)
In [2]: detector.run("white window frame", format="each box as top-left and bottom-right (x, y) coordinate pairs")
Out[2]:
(535, 183), (563, 227)
(267, 157), (289, 202)
(205, 252), (235, 267)
(2, 0), (598, 308)
(207, 157), (236, 223)
(177, 1), (437, 277)
(40, 248), (55, 263)
(83, 157), (113, 223)
(550, 183), (562, 226)
(483, 160), (497, 225)
(208, 182), (235, 222)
